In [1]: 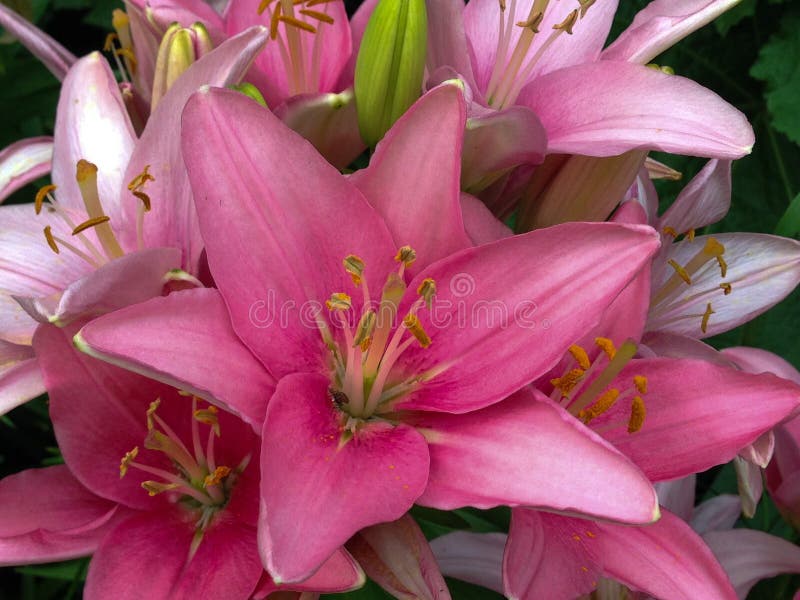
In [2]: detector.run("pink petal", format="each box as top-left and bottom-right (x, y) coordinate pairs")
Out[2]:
(339, 0), (378, 88)
(691, 494), (742, 534)
(226, 0), (351, 105)
(460, 192), (511, 245)
(740, 430), (775, 468)
(124, 2), (160, 103)
(461, 106), (546, 195)
(0, 295), (38, 346)
(0, 137), (53, 203)
(722, 346), (800, 384)
(648, 233), (800, 338)
(36, 322), (253, 511)
(506, 508), (737, 600)
(15, 247), (181, 327)
(259, 373), (429, 583)
(654, 474), (697, 522)
(275, 90), (364, 169)
(641, 331), (734, 367)
(253, 548), (364, 597)
(394, 222), (660, 413)
(349, 84), (471, 272)
(463, 0), (618, 97)
(348, 515), (450, 600)
(424, 0), (477, 92)
(51, 53), (135, 222)
(704, 529), (800, 598)
(120, 27), (269, 273)
(594, 358), (800, 481)
(0, 3), (76, 80)
(410, 388), (658, 524)
(518, 61), (754, 158)
(0, 466), (121, 565)
(604, 0), (743, 64)
(0, 355), (44, 415)
(76, 288), (276, 427)
(430, 531), (506, 594)
(130, 0), (226, 34)
(733, 456), (763, 519)
(85, 510), (262, 600)
(181, 86), (395, 378)
(658, 159), (731, 235)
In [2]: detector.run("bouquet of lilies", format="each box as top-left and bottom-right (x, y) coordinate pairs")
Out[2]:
(1, 0), (800, 598)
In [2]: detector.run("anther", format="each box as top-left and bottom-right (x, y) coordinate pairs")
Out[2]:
(257, 0), (271, 15)
(685, 228), (696, 241)
(662, 226), (678, 238)
(142, 481), (180, 496)
(72, 216), (111, 236)
(203, 466), (231, 488)
(128, 165), (155, 191)
(326, 292), (352, 311)
(633, 375), (648, 394)
(516, 11), (543, 32)
(269, 2), (282, 38)
(569, 344), (591, 370)
(146, 398), (161, 430)
(578, 0), (596, 17)
(498, 0), (506, 10)
(403, 314), (431, 348)
(395, 245), (417, 267)
(719, 283), (732, 295)
(667, 259), (692, 285)
(194, 405), (220, 436)
(353, 310), (377, 349)
(43, 226), (59, 254)
(35, 184), (57, 214)
(551, 368), (585, 397)
(553, 9), (579, 34)
(628, 396), (646, 433)
(299, 8), (334, 24)
(417, 278), (436, 309)
(579, 388), (619, 424)
(119, 446), (139, 477)
(343, 255), (365, 285)
(278, 15), (317, 34)
(103, 32), (118, 52)
(716, 255), (728, 278)
(701, 302), (714, 334)
(595, 337), (616, 360)
(133, 191), (151, 212)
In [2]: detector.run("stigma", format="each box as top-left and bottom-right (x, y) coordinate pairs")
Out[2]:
(321, 247), (438, 421)
(551, 338), (648, 434)
(257, 0), (340, 97)
(486, 0), (596, 109)
(35, 161), (154, 267)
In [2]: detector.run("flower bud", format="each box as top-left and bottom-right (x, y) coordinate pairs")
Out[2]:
(354, 0), (427, 147)
(151, 22), (214, 109)
(231, 82), (268, 108)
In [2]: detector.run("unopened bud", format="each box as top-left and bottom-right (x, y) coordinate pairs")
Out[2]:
(151, 22), (214, 109)
(231, 82), (268, 108)
(354, 0), (428, 147)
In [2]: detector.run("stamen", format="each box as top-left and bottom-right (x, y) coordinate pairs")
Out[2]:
(552, 9), (579, 34)
(146, 398), (161, 430)
(353, 310), (377, 349)
(516, 11), (543, 31)
(343, 255), (365, 285)
(667, 259), (692, 285)
(685, 228), (696, 241)
(278, 15), (317, 34)
(142, 481), (180, 496)
(578, 0), (596, 17)
(75, 160), (124, 259)
(551, 368), (585, 396)
(701, 302), (714, 334)
(326, 292), (352, 311)
(417, 278), (436, 309)
(403, 314), (431, 348)
(716, 255), (728, 278)
(571, 340), (637, 414)
(203, 466), (231, 488)
(719, 283), (732, 295)
(72, 216), (111, 235)
(119, 446), (139, 477)
(633, 375), (648, 394)
(35, 184), (57, 214)
(628, 396), (646, 433)
(569, 344), (591, 370)
(132, 191), (151, 211)
(299, 8), (334, 24)
(128, 165), (155, 192)
(662, 226), (678, 238)
(194, 405), (220, 437)
(651, 236), (727, 308)
(269, 1), (282, 38)
(579, 388), (619, 424)
(257, 0), (271, 14)
(103, 33), (118, 52)
(395, 245), (417, 267)
(595, 337), (617, 360)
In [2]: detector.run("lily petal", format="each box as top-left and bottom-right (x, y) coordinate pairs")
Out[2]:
(733, 456), (763, 519)
(460, 193), (511, 246)
(593, 358), (800, 481)
(51, 53), (136, 222)
(0, 466), (120, 565)
(0, 4), (76, 80)
(604, 0), (743, 65)
(691, 494), (741, 535)
(348, 515), (450, 600)
(704, 529), (800, 599)
(275, 90), (364, 169)
(120, 26), (270, 272)
(424, 0), (476, 91)
(394, 222), (660, 413)
(517, 61), (754, 158)
(410, 388), (658, 524)
(647, 233), (800, 338)
(259, 373), (429, 583)
(15, 247), (181, 327)
(181, 86), (395, 379)
(253, 548), (365, 597)
(722, 346), (800, 384)
(654, 474), (697, 522)
(0, 137), (53, 203)
(0, 354), (44, 415)
(659, 159), (731, 235)
(349, 84), (471, 272)
(76, 287), (276, 427)
(430, 531), (506, 594)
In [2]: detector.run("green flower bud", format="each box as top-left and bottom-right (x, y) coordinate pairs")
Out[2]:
(151, 22), (214, 109)
(231, 82), (268, 108)
(354, 0), (427, 147)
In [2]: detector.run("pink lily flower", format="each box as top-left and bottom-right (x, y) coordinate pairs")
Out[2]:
(610, 160), (800, 344)
(0, 321), (363, 600)
(75, 83), (665, 583)
(0, 28), (269, 415)
(417, 0), (754, 204)
(126, 0), (366, 167)
(0, 137), (53, 203)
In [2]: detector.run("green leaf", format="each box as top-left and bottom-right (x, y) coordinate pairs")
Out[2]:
(751, 14), (800, 145)
(715, 0), (756, 36)
(775, 192), (800, 237)
(16, 559), (87, 582)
